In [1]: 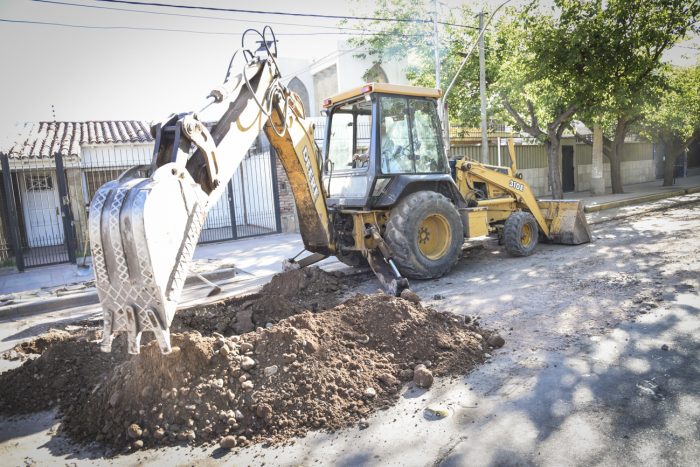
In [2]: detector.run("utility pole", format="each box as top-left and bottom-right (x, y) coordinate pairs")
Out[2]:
(434, 0), (449, 152)
(433, 0), (440, 92)
(478, 11), (488, 164)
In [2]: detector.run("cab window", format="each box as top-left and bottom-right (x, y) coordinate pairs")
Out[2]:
(410, 99), (445, 172)
(326, 99), (372, 172)
(379, 96), (445, 174)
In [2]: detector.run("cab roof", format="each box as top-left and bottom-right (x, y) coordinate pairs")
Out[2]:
(322, 83), (442, 108)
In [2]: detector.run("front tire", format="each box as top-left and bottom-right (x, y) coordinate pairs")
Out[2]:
(384, 191), (463, 279)
(504, 211), (538, 256)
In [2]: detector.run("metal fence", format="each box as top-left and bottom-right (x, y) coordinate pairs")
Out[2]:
(0, 136), (281, 270)
(199, 144), (282, 243)
(0, 153), (76, 269)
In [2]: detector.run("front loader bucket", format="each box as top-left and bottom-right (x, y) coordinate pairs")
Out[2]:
(89, 163), (208, 354)
(537, 200), (592, 245)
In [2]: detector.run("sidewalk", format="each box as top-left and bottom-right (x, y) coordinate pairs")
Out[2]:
(555, 174), (700, 210)
(0, 233), (306, 296)
(0, 174), (698, 312)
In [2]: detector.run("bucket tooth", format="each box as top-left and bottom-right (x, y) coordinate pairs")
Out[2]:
(89, 163), (208, 354)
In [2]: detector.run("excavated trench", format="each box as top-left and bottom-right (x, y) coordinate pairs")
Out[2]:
(0, 267), (499, 454)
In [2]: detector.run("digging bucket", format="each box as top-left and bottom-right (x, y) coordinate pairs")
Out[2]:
(537, 200), (592, 245)
(89, 163), (209, 355)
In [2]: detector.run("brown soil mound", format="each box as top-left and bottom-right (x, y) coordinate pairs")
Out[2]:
(173, 267), (351, 335)
(0, 329), (125, 414)
(2, 328), (74, 361)
(0, 268), (497, 453)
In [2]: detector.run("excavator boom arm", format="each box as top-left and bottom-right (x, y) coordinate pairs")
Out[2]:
(90, 47), (331, 355)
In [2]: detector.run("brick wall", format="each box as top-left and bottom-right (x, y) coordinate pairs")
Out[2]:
(275, 158), (299, 233)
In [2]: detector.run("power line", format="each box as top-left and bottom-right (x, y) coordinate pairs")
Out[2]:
(33, 0), (419, 35)
(89, 0), (481, 30)
(0, 17), (428, 37)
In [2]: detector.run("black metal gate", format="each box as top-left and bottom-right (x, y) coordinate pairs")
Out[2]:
(0, 152), (76, 270)
(199, 140), (282, 243)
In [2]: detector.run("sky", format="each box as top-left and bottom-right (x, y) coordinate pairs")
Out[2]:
(0, 0), (698, 140)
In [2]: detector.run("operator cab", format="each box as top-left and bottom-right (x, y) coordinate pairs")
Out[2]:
(322, 83), (452, 209)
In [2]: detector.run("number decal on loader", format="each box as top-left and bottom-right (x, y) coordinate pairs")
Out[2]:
(303, 146), (320, 201)
(509, 179), (524, 192)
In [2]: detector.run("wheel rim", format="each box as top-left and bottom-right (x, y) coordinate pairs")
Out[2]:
(521, 223), (533, 247)
(418, 214), (452, 260)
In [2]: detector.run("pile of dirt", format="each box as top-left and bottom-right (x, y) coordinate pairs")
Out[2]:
(2, 328), (74, 361)
(173, 267), (350, 335)
(0, 328), (125, 414)
(0, 268), (501, 453)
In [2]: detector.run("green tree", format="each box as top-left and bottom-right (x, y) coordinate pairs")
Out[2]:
(573, 0), (700, 192)
(641, 65), (700, 185)
(344, 0), (497, 127)
(492, 2), (603, 198)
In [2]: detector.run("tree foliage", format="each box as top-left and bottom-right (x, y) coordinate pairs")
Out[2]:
(572, 0), (700, 191)
(641, 64), (700, 184)
(344, 0), (497, 127)
(492, 2), (606, 198)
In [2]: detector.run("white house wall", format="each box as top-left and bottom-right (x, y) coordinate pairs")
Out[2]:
(286, 41), (412, 116)
(80, 143), (153, 169)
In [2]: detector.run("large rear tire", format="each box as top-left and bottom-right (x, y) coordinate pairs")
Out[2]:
(384, 191), (463, 279)
(504, 211), (538, 256)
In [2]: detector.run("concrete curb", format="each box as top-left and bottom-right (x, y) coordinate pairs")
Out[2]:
(587, 192), (700, 225)
(584, 186), (699, 213)
(0, 267), (237, 320)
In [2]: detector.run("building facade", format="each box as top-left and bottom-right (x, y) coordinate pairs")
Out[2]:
(0, 121), (283, 269)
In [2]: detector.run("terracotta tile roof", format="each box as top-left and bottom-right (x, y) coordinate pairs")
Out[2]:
(3, 121), (154, 159)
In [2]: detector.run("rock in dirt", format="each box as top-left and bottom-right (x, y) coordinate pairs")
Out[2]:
(220, 435), (237, 449)
(127, 424), (143, 439)
(240, 356), (256, 370)
(233, 309), (255, 334)
(487, 334), (505, 348)
(661, 344), (669, 351)
(400, 289), (421, 304)
(413, 364), (434, 388)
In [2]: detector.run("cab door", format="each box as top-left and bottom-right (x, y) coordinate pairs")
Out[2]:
(323, 97), (375, 205)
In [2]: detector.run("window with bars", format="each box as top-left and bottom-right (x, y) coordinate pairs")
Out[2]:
(25, 175), (53, 192)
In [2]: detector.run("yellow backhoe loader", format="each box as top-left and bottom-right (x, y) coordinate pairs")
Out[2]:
(90, 28), (590, 355)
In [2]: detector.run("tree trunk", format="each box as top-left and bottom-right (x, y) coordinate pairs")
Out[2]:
(546, 134), (563, 199)
(609, 117), (628, 194)
(662, 139), (682, 186)
(590, 123), (605, 195)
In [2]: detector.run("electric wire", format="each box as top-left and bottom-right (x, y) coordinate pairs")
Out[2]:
(32, 0), (428, 35)
(89, 0), (481, 30)
(0, 17), (428, 37)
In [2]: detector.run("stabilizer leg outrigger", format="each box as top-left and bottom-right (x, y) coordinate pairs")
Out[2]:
(365, 226), (410, 297)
